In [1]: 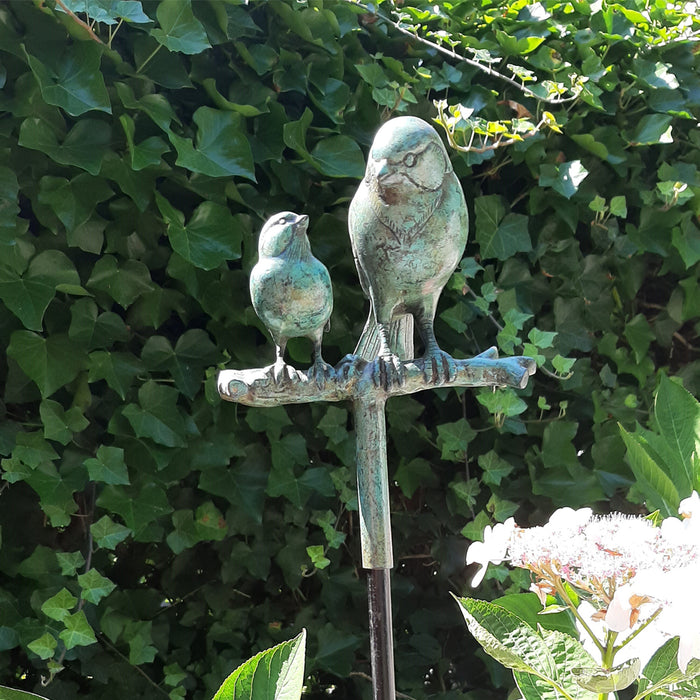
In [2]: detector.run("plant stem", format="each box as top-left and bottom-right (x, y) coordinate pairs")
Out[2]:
(136, 43), (163, 74)
(553, 578), (606, 654)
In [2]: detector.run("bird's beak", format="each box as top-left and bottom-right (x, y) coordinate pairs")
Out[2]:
(294, 214), (309, 234)
(375, 159), (390, 179)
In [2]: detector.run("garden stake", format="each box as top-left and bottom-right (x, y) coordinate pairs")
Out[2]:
(218, 117), (536, 699)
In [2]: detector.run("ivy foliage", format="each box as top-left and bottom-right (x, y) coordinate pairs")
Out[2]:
(0, 0), (698, 699)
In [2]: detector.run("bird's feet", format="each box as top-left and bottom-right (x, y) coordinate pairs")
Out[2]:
(307, 359), (334, 388)
(372, 352), (405, 389)
(269, 359), (299, 385)
(422, 347), (458, 385)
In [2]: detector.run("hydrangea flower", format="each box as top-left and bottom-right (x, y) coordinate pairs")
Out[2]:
(466, 492), (700, 674)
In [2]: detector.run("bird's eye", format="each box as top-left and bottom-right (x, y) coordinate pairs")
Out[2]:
(403, 153), (417, 167)
(276, 217), (287, 226)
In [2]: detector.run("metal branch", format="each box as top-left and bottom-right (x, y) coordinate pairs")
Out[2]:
(217, 347), (536, 408)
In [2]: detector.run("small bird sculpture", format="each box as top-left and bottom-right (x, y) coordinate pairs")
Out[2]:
(250, 212), (333, 384)
(349, 116), (469, 383)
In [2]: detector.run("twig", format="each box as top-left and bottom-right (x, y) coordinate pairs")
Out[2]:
(349, 671), (418, 699)
(54, 0), (105, 44)
(345, 0), (579, 105)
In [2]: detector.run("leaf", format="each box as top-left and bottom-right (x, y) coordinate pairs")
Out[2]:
(41, 588), (77, 622)
(151, 0), (211, 54)
(455, 596), (558, 678)
(90, 515), (132, 550)
(627, 114), (674, 145)
(515, 628), (598, 700)
(40, 399), (89, 445)
(38, 173), (113, 232)
(0, 249), (85, 330)
(56, 0), (151, 24)
(96, 484), (173, 539)
(56, 551), (85, 576)
(653, 375), (700, 493)
(59, 611), (97, 649)
(0, 686), (51, 700)
(475, 195), (531, 260)
(88, 351), (144, 400)
(7, 332), (85, 398)
(314, 624), (361, 677)
(24, 43), (110, 116)
(86, 255), (153, 308)
(212, 629), (306, 700)
(169, 107), (255, 180)
(199, 445), (269, 523)
(77, 569), (116, 604)
(619, 424), (680, 517)
(155, 193), (243, 270)
(19, 118), (111, 175)
(310, 136), (365, 179)
(539, 160), (589, 199)
(573, 658), (641, 692)
(84, 445), (130, 485)
(123, 381), (188, 447)
(27, 632), (58, 660)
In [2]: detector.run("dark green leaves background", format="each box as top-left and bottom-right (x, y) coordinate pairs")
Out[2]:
(0, 1), (698, 699)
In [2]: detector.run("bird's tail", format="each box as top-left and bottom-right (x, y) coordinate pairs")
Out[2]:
(354, 311), (414, 361)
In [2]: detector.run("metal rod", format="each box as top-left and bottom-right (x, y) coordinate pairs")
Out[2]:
(353, 396), (393, 569)
(354, 396), (396, 698)
(367, 568), (396, 700)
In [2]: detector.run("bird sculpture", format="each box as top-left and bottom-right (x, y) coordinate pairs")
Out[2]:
(349, 116), (469, 384)
(250, 211), (333, 384)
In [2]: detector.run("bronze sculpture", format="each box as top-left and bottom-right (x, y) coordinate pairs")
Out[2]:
(221, 116), (536, 700)
(249, 211), (333, 385)
(349, 116), (469, 384)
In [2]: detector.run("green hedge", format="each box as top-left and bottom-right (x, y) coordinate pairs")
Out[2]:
(0, 1), (698, 698)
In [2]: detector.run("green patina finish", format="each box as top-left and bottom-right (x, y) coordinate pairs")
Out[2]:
(219, 116), (536, 569)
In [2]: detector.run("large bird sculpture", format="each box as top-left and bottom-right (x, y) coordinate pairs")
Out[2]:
(349, 116), (469, 383)
(250, 212), (333, 384)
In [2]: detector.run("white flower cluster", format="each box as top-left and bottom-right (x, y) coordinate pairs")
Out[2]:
(466, 492), (700, 671)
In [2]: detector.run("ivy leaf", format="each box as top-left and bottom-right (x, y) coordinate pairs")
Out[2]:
(123, 381), (188, 447)
(474, 195), (531, 260)
(56, 0), (151, 24)
(59, 611), (97, 649)
(88, 351), (144, 400)
(155, 193), (243, 270)
(19, 118), (111, 175)
(38, 174), (113, 232)
(69, 299), (128, 350)
(539, 160), (589, 199)
(626, 114), (673, 145)
(41, 588), (78, 622)
(56, 551), (85, 576)
(86, 255), (153, 308)
(7, 332), (85, 398)
(84, 445), (130, 485)
(96, 484), (173, 539)
(77, 569), (116, 604)
(90, 515), (132, 550)
(199, 445), (269, 523)
(310, 136), (365, 178)
(24, 43), (110, 116)
(212, 630), (306, 700)
(27, 633), (57, 660)
(169, 107), (255, 180)
(40, 399), (89, 445)
(151, 0), (211, 55)
(0, 250), (85, 330)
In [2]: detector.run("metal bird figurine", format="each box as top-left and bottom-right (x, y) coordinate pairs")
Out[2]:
(349, 116), (469, 383)
(250, 212), (333, 384)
